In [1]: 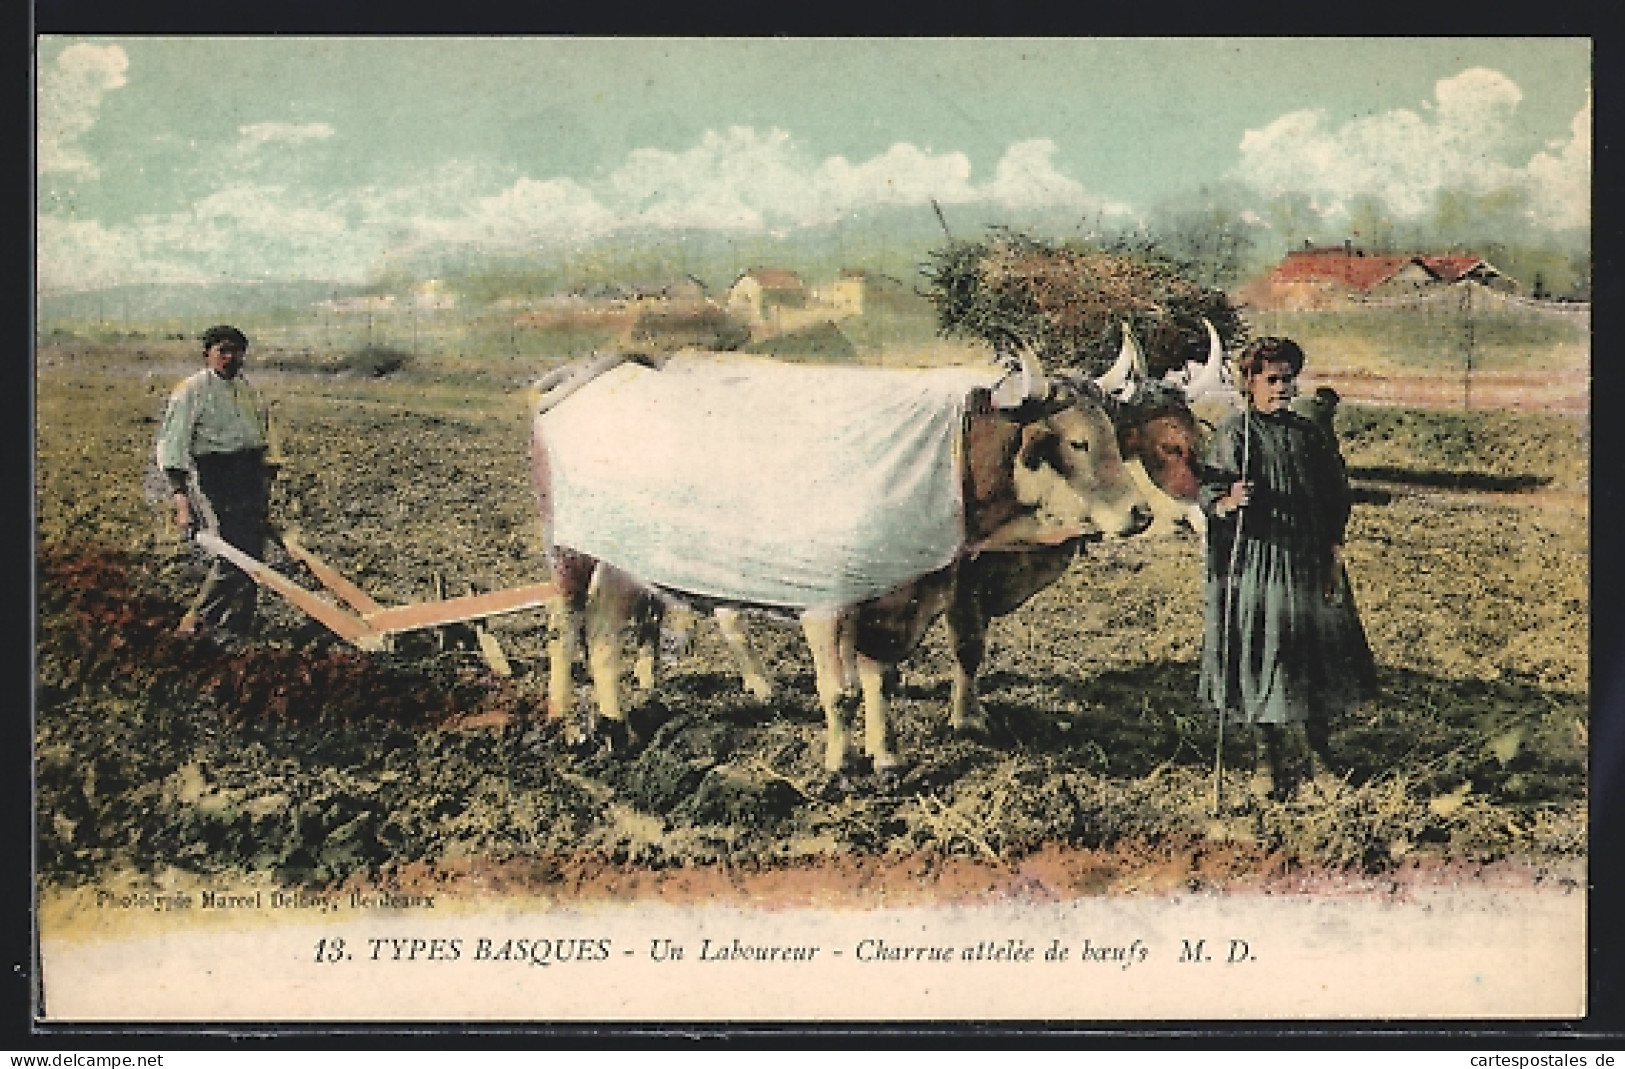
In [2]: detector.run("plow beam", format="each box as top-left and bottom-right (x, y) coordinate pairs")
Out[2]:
(275, 526), (383, 614)
(195, 532), (555, 654)
(195, 532), (386, 650)
(362, 583), (555, 636)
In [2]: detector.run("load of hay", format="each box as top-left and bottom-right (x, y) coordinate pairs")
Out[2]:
(920, 228), (1248, 378)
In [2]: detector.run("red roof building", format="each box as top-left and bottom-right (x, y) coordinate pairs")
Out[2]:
(1242, 246), (1515, 309)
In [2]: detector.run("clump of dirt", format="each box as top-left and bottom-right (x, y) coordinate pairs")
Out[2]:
(261, 345), (414, 379)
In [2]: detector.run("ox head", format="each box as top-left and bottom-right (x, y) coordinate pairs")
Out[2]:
(1004, 366), (1152, 541)
(1112, 379), (1205, 506)
(1082, 321), (1220, 523)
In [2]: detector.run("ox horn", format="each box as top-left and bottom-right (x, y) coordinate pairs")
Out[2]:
(1094, 322), (1148, 402)
(1182, 319), (1238, 402)
(989, 338), (1050, 409)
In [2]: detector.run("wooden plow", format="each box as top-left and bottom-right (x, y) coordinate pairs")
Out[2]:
(194, 528), (554, 675)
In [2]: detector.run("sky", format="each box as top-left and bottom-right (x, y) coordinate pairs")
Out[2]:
(35, 37), (1592, 293)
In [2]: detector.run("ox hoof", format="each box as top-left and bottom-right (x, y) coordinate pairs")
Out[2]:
(598, 718), (645, 757)
(817, 774), (856, 802)
(951, 712), (991, 740)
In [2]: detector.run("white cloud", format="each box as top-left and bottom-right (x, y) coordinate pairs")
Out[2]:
(37, 213), (144, 290)
(609, 127), (804, 230)
(815, 141), (978, 216)
(38, 183), (371, 289)
(37, 126), (1124, 289)
(417, 176), (617, 249)
(602, 128), (1122, 231)
(1234, 67), (1588, 230)
(984, 139), (1123, 213)
(1526, 94), (1591, 231)
(37, 43), (129, 177)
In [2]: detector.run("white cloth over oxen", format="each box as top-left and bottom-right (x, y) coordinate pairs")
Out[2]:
(537, 354), (1001, 610)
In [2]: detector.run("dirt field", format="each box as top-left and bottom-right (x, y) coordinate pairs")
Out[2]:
(34, 332), (1589, 905)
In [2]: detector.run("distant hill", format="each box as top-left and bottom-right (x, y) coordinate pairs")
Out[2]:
(36, 281), (367, 324)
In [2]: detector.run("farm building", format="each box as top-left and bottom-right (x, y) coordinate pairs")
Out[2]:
(818, 269), (922, 317)
(727, 268), (808, 323)
(1241, 244), (1517, 309)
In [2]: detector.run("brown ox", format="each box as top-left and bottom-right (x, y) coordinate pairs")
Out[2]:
(531, 351), (1162, 775)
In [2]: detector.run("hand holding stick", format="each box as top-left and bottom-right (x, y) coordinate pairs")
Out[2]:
(172, 491), (198, 540)
(1216, 479), (1253, 516)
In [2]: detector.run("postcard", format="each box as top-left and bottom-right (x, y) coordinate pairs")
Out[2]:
(33, 36), (1592, 1024)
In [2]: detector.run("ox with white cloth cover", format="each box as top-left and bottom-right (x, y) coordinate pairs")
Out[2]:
(537, 353), (1001, 609)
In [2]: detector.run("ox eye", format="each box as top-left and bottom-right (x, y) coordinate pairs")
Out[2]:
(1068, 439), (1089, 452)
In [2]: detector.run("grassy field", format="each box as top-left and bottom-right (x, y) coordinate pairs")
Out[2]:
(1247, 297), (1589, 376)
(33, 305), (1589, 902)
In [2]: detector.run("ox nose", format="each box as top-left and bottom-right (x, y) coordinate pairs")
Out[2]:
(1123, 503), (1154, 537)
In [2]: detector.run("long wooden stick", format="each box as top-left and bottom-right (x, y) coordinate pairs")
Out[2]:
(1213, 402), (1252, 816)
(198, 531), (554, 646)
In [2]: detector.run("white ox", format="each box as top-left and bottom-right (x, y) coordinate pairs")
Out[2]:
(530, 348), (1163, 774)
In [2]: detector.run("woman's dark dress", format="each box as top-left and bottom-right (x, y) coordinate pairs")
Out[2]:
(1198, 407), (1377, 725)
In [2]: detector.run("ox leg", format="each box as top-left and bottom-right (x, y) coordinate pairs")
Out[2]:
(545, 550), (597, 733)
(944, 587), (990, 737)
(631, 594), (663, 694)
(715, 607), (775, 700)
(802, 609), (860, 773)
(584, 565), (645, 745)
(646, 600), (698, 692)
(546, 596), (582, 725)
(857, 654), (900, 771)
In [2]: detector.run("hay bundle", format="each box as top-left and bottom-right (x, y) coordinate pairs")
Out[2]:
(922, 228), (1248, 378)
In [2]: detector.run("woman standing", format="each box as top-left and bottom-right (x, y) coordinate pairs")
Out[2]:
(1199, 336), (1377, 801)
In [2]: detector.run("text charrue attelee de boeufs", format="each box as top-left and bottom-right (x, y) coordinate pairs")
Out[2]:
(91, 886), (1264, 970)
